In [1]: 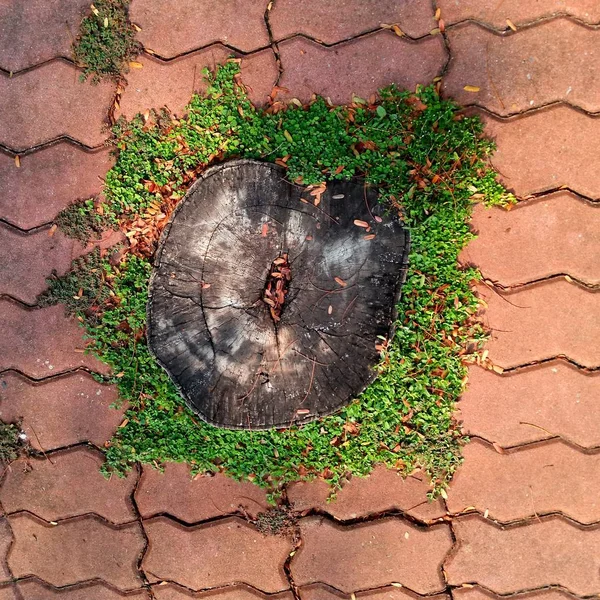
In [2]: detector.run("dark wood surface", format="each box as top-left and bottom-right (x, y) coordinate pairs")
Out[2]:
(147, 160), (409, 429)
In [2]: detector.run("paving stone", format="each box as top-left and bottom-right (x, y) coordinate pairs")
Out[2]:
(0, 62), (114, 152)
(117, 49), (277, 119)
(0, 301), (110, 378)
(0, 145), (113, 230)
(129, 0), (270, 57)
(447, 438), (600, 523)
(270, 0), (436, 43)
(0, 371), (123, 451)
(15, 580), (151, 599)
(444, 21), (600, 115)
(287, 467), (445, 522)
(445, 515), (600, 595)
(291, 516), (451, 594)
(0, 519), (12, 582)
(299, 583), (449, 600)
(0, 447), (137, 523)
(278, 33), (446, 104)
(8, 513), (144, 590)
(462, 193), (600, 286)
(476, 280), (599, 368)
(143, 516), (292, 592)
(438, 0), (600, 28)
(153, 584), (294, 599)
(136, 463), (268, 522)
(0, 586), (17, 600)
(452, 587), (577, 600)
(460, 362), (600, 448)
(478, 106), (600, 199)
(0, 0), (90, 72)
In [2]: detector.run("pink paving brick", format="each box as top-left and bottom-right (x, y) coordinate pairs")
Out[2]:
(0, 371), (123, 451)
(452, 587), (579, 600)
(444, 20), (600, 115)
(0, 519), (12, 582)
(287, 467), (445, 522)
(0, 447), (137, 524)
(153, 584), (294, 599)
(290, 517), (451, 594)
(0, 301), (110, 378)
(445, 515), (600, 595)
(0, 62), (114, 152)
(129, 0), (270, 57)
(462, 193), (600, 286)
(277, 33), (446, 104)
(459, 362), (600, 448)
(136, 463), (268, 522)
(143, 517), (292, 592)
(0, 145), (113, 230)
(476, 280), (599, 368)
(117, 50), (277, 119)
(447, 438), (600, 523)
(8, 514), (144, 590)
(299, 583), (448, 600)
(478, 106), (600, 199)
(437, 0), (600, 28)
(0, 0), (90, 72)
(0, 586), (16, 600)
(270, 0), (436, 43)
(13, 580), (151, 599)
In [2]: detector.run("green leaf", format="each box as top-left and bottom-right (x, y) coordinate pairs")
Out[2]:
(376, 105), (387, 118)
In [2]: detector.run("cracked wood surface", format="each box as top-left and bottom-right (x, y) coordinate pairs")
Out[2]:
(148, 160), (409, 429)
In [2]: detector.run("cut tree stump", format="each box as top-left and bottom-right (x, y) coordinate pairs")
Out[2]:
(147, 160), (409, 429)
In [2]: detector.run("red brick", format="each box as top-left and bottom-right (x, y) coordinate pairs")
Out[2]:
(143, 517), (292, 592)
(0, 0), (90, 72)
(447, 438), (600, 523)
(0, 447), (137, 523)
(479, 106), (600, 199)
(0, 371), (123, 451)
(0, 519), (12, 582)
(459, 362), (600, 448)
(129, 0), (270, 57)
(287, 467), (445, 522)
(8, 513), (144, 590)
(444, 21), (600, 115)
(117, 50), (277, 119)
(445, 515), (600, 595)
(136, 463), (268, 522)
(270, 0), (436, 43)
(452, 587), (577, 600)
(153, 584), (294, 600)
(291, 517), (451, 594)
(476, 280), (599, 368)
(278, 33), (446, 104)
(0, 62), (114, 152)
(0, 145), (113, 230)
(0, 586), (16, 600)
(462, 193), (600, 286)
(0, 301), (110, 378)
(438, 0), (600, 28)
(15, 580), (151, 599)
(299, 584), (449, 600)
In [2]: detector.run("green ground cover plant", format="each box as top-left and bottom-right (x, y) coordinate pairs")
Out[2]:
(46, 61), (513, 497)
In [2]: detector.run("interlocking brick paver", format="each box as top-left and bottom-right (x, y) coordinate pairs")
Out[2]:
(278, 33), (446, 104)
(478, 106), (600, 198)
(463, 193), (600, 286)
(445, 515), (600, 595)
(0, 0), (90, 72)
(153, 584), (294, 599)
(447, 438), (600, 523)
(0, 301), (110, 377)
(287, 467), (445, 522)
(129, 0), (269, 57)
(14, 580), (151, 599)
(437, 0), (600, 28)
(0, 62), (113, 152)
(444, 21), (600, 115)
(476, 280), (599, 368)
(0, 371), (122, 450)
(8, 514), (144, 590)
(459, 362), (600, 448)
(0, 448), (137, 523)
(0, 146), (113, 230)
(452, 587), (577, 600)
(117, 49), (277, 119)
(143, 517), (292, 592)
(270, 0), (436, 43)
(136, 463), (268, 522)
(299, 583), (448, 600)
(0, 586), (16, 600)
(291, 517), (451, 594)
(0, 519), (12, 582)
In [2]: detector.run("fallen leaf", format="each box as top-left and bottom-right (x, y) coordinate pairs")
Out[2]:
(261, 223), (268, 237)
(14, 155), (20, 168)
(506, 18), (517, 31)
(283, 130), (294, 143)
(374, 215), (383, 223)
(328, 305), (333, 315)
(334, 277), (347, 287)
(392, 24), (404, 37)
(440, 488), (448, 500)
(439, 18), (445, 32)
(103, 16), (108, 26)
(491, 364), (504, 374)
(463, 85), (481, 93)
(430, 27), (441, 35)
(201, 282), (211, 289)
(492, 442), (507, 454)
(296, 408), (310, 415)
(129, 61), (143, 69)
(353, 219), (369, 228)
(48, 224), (58, 237)
(391, 583), (403, 588)
(363, 234), (376, 240)
(132, 23), (141, 31)
(119, 419), (129, 428)
(483, 508), (489, 519)
(435, 7), (441, 19)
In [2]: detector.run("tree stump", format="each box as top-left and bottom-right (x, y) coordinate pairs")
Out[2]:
(147, 160), (409, 429)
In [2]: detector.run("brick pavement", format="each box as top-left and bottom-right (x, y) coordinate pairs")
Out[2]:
(0, 1), (598, 598)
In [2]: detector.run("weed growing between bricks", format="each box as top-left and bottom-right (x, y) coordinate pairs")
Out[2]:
(44, 61), (513, 498)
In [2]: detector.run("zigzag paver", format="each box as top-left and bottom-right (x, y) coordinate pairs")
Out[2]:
(152, 584), (294, 599)
(0, 519), (12, 582)
(299, 584), (450, 600)
(270, 0), (436, 43)
(452, 587), (581, 600)
(9, 580), (151, 599)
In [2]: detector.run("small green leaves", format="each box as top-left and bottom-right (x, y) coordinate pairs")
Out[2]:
(376, 105), (387, 118)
